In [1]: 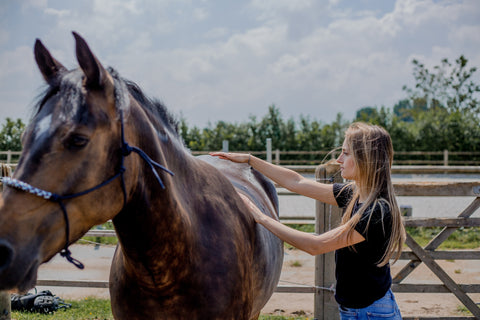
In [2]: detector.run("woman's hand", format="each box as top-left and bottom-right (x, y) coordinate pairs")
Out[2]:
(238, 193), (264, 223)
(210, 152), (250, 164)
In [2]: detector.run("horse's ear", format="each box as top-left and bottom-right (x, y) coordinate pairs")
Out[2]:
(72, 31), (112, 90)
(34, 39), (67, 85)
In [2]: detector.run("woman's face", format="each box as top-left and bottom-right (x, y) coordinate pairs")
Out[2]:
(337, 140), (357, 180)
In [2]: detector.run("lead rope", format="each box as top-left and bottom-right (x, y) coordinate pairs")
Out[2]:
(1, 110), (174, 269)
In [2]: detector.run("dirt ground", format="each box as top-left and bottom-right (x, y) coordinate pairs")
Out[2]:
(31, 244), (480, 318)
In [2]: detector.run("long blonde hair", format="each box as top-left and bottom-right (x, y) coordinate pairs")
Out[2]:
(340, 122), (405, 267)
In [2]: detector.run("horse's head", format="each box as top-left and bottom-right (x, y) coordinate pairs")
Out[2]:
(0, 32), (135, 292)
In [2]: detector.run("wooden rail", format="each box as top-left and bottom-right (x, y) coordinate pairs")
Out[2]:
(3, 149), (480, 166)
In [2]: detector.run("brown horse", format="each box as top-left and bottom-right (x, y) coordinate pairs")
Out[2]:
(0, 32), (283, 320)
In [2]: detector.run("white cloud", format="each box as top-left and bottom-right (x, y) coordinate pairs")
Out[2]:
(1, 0), (479, 128)
(193, 7), (209, 21)
(0, 45), (42, 121)
(0, 29), (8, 47)
(203, 27), (229, 39)
(21, 0), (47, 11)
(100, 0), (480, 125)
(44, 8), (69, 18)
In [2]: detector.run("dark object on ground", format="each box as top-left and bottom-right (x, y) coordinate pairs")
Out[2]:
(11, 290), (71, 314)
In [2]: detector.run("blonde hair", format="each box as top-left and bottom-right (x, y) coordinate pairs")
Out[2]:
(340, 122), (405, 267)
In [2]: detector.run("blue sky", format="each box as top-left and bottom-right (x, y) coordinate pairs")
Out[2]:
(1, 0), (479, 128)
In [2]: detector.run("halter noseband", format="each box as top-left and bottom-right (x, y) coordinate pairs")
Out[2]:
(1, 110), (174, 269)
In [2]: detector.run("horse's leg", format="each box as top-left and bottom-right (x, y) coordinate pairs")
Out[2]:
(250, 311), (261, 320)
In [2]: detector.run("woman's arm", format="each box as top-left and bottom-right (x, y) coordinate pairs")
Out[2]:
(210, 152), (337, 206)
(239, 193), (365, 255)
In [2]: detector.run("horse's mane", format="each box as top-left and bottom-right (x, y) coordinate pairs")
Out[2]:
(31, 67), (180, 137)
(109, 68), (180, 135)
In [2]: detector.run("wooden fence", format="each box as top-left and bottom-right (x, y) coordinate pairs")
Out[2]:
(192, 149), (480, 166)
(3, 149), (480, 166)
(1, 163), (480, 319)
(314, 163), (480, 320)
(0, 151), (20, 165)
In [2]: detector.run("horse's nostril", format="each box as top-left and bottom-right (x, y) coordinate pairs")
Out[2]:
(0, 240), (14, 272)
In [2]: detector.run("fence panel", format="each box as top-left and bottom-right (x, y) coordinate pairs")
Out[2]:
(313, 163), (480, 320)
(3, 149), (480, 165)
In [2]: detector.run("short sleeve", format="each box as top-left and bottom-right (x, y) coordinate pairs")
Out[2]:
(333, 183), (353, 208)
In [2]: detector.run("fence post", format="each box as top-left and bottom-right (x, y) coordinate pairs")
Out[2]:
(443, 149), (448, 166)
(314, 161), (342, 320)
(275, 149), (280, 165)
(222, 140), (229, 153)
(0, 164), (11, 320)
(266, 138), (272, 163)
(6, 151), (11, 165)
(0, 293), (9, 320)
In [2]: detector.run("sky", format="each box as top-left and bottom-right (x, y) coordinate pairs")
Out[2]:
(1, 0), (479, 129)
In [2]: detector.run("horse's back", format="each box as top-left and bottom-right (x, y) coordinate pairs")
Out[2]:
(197, 155), (279, 218)
(197, 155), (284, 314)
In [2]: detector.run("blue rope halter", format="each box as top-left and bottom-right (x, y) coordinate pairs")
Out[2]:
(1, 110), (174, 269)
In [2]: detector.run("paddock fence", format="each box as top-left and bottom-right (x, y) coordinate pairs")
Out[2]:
(3, 149), (480, 166)
(1, 163), (480, 319)
(314, 163), (480, 320)
(191, 149), (480, 166)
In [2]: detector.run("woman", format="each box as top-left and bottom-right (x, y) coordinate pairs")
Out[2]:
(210, 122), (405, 319)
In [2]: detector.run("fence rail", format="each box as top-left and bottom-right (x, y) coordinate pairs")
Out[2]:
(3, 149), (480, 166)
(192, 149), (480, 166)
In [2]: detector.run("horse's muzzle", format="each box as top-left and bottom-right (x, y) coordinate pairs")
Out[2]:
(0, 239), (41, 292)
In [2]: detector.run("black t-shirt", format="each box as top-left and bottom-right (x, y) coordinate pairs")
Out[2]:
(332, 183), (392, 308)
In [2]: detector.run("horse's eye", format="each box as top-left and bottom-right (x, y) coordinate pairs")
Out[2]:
(65, 134), (89, 150)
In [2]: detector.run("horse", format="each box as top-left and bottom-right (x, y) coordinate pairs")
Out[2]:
(0, 32), (283, 320)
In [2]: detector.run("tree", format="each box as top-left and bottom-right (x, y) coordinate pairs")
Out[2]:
(257, 105), (285, 150)
(402, 55), (480, 114)
(355, 106), (390, 128)
(0, 118), (25, 151)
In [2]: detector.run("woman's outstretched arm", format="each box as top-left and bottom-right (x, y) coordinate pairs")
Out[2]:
(210, 152), (337, 206)
(238, 193), (364, 255)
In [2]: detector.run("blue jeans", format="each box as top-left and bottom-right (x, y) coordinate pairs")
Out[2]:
(338, 289), (402, 319)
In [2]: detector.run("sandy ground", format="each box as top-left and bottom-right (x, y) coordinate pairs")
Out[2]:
(31, 243), (480, 318)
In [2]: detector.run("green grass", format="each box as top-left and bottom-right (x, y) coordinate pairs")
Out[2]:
(11, 297), (309, 320)
(406, 226), (480, 249)
(12, 297), (113, 320)
(79, 222), (118, 246)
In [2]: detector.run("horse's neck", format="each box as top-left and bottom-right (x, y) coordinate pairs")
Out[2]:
(112, 132), (194, 280)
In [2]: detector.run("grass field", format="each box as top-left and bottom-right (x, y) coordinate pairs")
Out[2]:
(11, 297), (311, 320)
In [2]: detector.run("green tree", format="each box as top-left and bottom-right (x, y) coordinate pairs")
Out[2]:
(0, 118), (25, 151)
(257, 104), (285, 150)
(402, 55), (480, 114)
(355, 106), (390, 128)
